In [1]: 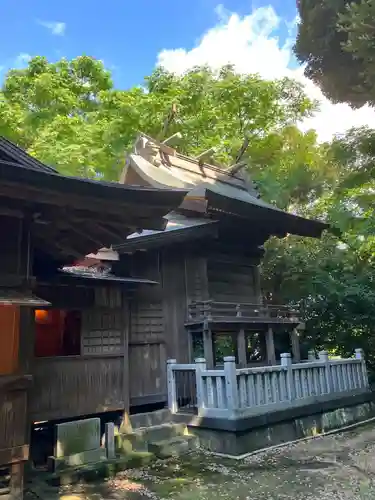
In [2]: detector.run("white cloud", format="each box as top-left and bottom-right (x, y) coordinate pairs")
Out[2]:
(15, 53), (32, 67)
(38, 20), (66, 36)
(157, 6), (375, 142)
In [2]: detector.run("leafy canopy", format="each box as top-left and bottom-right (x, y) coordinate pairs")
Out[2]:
(295, 0), (375, 108)
(262, 126), (375, 367)
(0, 56), (315, 179)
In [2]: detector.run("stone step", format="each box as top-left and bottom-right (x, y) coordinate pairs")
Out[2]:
(115, 423), (188, 455)
(139, 423), (187, 442)
(130, 409), (172, 429)
(148, 435), (199, 459)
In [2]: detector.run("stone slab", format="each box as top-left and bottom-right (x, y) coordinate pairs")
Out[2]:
(55, 418), (101, 458)
(51, 448), (106, 471)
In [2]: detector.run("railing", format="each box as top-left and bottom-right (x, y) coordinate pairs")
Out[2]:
(167, 349), (369, 420)
(187, 300), (299, 323)
(174, 365), (198, 413)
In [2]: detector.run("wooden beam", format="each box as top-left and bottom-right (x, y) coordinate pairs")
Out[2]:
(0, 206), (24, 219)
(0, 445), (29, 466)
(290, 328), (301, 362)
(237, 328), (247, 368)
(0, 182), (171, 225)
(91, 223), (127, 245)
(162, 132), (182, 146)
(57, 219), (106, 248)
(33, 226), (85, 259)
(203, 328), (214, 368)
(265, 326), (276, 365)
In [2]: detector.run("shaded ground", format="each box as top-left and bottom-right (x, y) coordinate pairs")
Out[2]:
(26, 423), (375, 500)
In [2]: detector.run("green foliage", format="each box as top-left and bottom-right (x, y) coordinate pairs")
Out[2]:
(0, 57), (316, 179)
(261, 127), (375, 369)
(295, 0), (375, 108)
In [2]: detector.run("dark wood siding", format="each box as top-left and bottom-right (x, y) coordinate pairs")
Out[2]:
(162, 249), (189, 363)
(0, 216), (30, 282)
(30, 355), (124, 421)
(128, 300), (166, 405)
(184, 253), (208, 303)
(207, 252), (260, 303)
(31, 284), (128, 421)
(0, 384), (28, 463)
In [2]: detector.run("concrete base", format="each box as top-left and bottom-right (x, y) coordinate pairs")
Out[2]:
(48, 448), (106, 471)
(185, 392), (375, 456)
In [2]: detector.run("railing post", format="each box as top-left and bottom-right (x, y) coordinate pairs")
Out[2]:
(105, 422), (115, 460)
(206, 302), (213, 321)
(236, 303), (242, 317)
(281, 352), (294, 401)
(223, 356), (238, 416)
(308, 350), (316, 361)
(195, 358), (207, 412)
(167, 359), (178, 413)
(355, 348), (369, 389)
(319, 351), (332, 394)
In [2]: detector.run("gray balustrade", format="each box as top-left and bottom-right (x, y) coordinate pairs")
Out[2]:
(167, 349), (369, 420)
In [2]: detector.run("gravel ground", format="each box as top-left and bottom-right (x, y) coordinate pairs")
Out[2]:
(27, 422), (375, 500)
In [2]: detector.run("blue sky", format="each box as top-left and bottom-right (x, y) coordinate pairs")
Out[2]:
(0, 0), (298, 88)
(2, 0), (374, 139)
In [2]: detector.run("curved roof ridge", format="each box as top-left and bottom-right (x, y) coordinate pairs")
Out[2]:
(0, 136), (57, 173)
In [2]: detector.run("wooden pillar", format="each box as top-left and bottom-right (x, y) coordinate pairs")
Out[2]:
(253, 265), (262, 304)
(290, 328), (301, 362)
(120, 297), (131, 433)
(187, 330), (194, 363)
(265, 326), (276, 365)
(203, 329), (214, 368)
(9, 462), (24, 500)
(237, 328), (247, 368)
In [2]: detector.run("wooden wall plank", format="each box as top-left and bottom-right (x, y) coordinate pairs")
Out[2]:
(207, 251), (260, 303)
(128, 343), (166, 402)
(184, 254), (209, 303)
(30, 356), (124, 421)
(162, 249), (189, 363)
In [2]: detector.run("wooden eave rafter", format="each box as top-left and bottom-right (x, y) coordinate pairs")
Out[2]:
(0, 180), (172, 231)
(114, 221), (219, 254)
(0, 178), (183, 262)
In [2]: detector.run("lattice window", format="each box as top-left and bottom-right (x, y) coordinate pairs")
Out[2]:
(81, 310), (122, 355)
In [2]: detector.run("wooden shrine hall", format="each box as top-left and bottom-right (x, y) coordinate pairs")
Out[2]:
(0, 137), (186, 499)
(113, 132), (329, 377)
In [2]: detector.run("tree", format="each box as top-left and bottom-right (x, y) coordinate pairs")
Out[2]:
(295, 0), (375, 108)
(0, 56), (140, 179)
(261, 126), (375, 370)
(0, 57), (317, 179)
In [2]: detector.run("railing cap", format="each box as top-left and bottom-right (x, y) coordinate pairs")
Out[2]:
(167, 359), (177, 364)
(223, 356), (236, 362)
(195, 358), (206, 363)
(280, 352), (291, 358)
